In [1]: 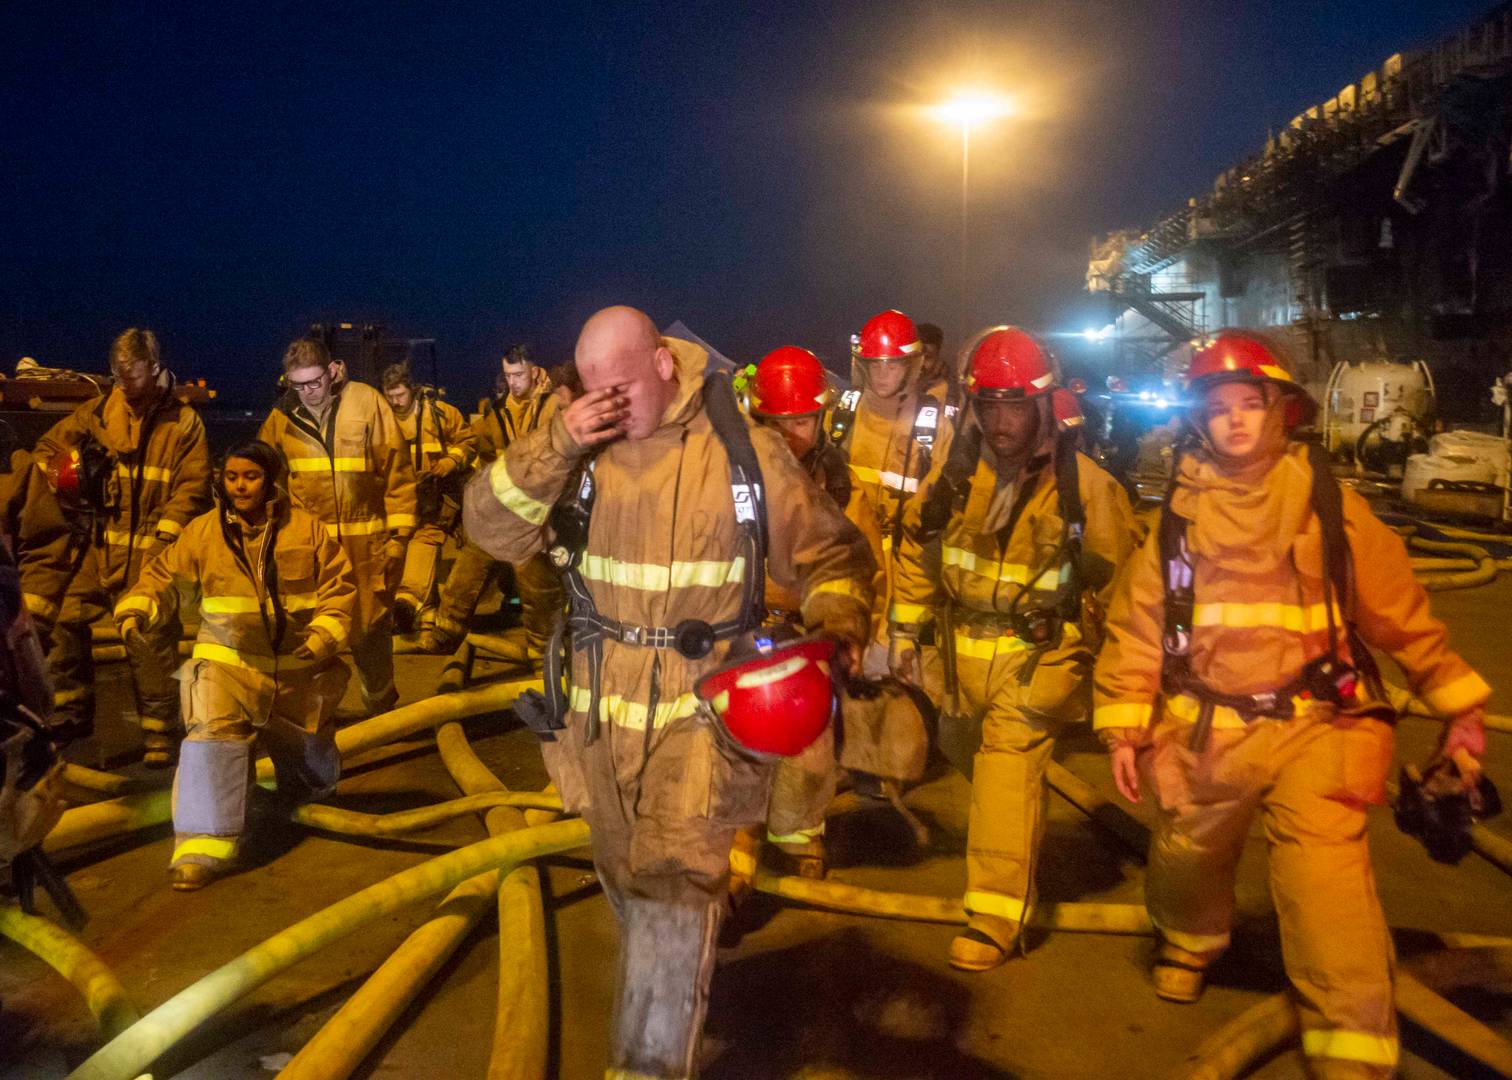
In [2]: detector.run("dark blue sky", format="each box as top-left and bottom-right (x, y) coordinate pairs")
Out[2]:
(0, 0), (1494, 406)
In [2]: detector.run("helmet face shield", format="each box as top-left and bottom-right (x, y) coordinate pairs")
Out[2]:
(856, 355), (915, 398)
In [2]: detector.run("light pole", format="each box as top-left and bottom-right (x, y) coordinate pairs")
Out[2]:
(930, 92), (1015, 333)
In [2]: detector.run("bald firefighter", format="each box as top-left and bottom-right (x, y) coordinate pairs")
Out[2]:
(891, 328), (1139, 971)
(465, 306), (874, 1080)
(259, 339), (417, 715)
(117, 440), (356, 888)
(35, 328), (212, 763)
(425, 344), (563, 660)
(380, 363), (477, 633)
(1095, 331), (1489, 1079)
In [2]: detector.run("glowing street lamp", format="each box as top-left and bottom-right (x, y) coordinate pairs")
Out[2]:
(930, 91), (1016, 331)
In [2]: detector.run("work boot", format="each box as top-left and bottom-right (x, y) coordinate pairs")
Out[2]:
(949, 922), (1020, 973)
(769, 835), (826, 880)
(419, 626), (463, 655)
(170, 862), (224, 891)
(141, 719), (179, 769)
(1151, 941), (1216, 1003)
(392, 597), (418, 635)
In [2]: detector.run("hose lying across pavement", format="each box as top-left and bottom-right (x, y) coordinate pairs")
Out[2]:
(0, 905), (139, 1039)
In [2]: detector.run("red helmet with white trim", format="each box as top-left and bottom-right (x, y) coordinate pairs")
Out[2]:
(695, 628), (836, 758)
(749, 346), (829, 419)
(1184, 330), (1317, 426)
(965, 327), (1057, 400)
(851, 310), (922, 362)
(1051, 387), (1084, 431)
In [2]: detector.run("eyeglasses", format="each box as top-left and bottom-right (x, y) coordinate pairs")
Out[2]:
(289, 372), (331, 392)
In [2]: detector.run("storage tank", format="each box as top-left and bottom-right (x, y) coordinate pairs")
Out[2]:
(1324, 360), (1435, 456)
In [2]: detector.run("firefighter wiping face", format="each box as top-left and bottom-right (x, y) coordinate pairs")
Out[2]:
(573, 306), (678, 443)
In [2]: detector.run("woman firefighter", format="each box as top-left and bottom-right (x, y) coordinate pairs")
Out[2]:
(1094, 331), (1489, 1079)
(114, 439), (357, 889)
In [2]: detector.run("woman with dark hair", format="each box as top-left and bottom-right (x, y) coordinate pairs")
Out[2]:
(115, 439), (357, 889)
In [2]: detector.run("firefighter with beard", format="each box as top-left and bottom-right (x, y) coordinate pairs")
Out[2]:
(35, 328), (212, 764)
(1094, 331), (1489, 1079)
(465, 306), (874, 1080)
(424, 344), (563, 661)
(116, 440), (356, 889)
(380, 364), (477, 634)
(891, 327), (1139, 971)
(259, 339), (417, 716)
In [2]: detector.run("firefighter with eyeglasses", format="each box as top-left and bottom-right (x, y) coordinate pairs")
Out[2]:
(1095, 330), (1489, 1079)
(891, 326), (1139, 972)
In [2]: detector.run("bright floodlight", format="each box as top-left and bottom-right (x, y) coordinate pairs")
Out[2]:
(932, 92), (1016, 130)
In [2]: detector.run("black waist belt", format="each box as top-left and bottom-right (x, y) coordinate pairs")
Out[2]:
(571, 610), (741, 658)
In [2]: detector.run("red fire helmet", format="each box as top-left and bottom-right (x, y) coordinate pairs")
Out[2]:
(965, 327), (1057, 400)
(1051, 387), (1084, 431)
(749, 346), (829, 418)
(695, 629), (836, 758)
(1184, 330), (1317, 426)
(48, 448), (86, 502)
(851, 310), (922, 362)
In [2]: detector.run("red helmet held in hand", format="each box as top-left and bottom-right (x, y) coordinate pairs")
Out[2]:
(695, 628), (836, 758)
(851, 310), (922, 362)
(965, 327), (1057, 400)
(750, 346), (829, 419)
(1183, 330), (1317, 427)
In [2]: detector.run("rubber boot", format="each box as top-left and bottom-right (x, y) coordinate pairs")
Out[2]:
(609, 898), (723, 1080)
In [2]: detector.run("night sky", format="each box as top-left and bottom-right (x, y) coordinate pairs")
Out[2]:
(0, 0), (1495, 407)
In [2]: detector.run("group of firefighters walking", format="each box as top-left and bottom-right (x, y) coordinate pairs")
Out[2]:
(0, 306), (1492, 1080)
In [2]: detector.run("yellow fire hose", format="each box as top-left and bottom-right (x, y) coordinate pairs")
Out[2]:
(277, 721), (553, 1080)
(1171, 945), (1512, 1080)
(44, 679), (541, 855)
(60, 764), (141, 797)
(0, 905), (140, 1039)
(288, 790), (564, 839)
(1406, 536), (1500, 590)
(65, 818), (591, 1080)
(1386, 683), (1512, 735)
(435, 722), (556, 1080)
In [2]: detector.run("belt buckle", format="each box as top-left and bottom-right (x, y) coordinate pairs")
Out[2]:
(622, 624), (645, 646)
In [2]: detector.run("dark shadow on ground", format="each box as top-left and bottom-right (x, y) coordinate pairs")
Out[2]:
(704, 928), (1018, 1079)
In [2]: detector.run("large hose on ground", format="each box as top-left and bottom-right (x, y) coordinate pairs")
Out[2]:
(435, 722), (556, 1080)
(0, 905), (140, 1039)
(1170, 946), (1512, 1080)
(44, 679), (540, 855)
(1407, 536), (1499, 591)
(1386, 683), (1512, 735)
(59, 764), (142, 797)
(750, 871), (1154, 934)
(66, 818), (591, 1080)
(289, 790), (564, 839)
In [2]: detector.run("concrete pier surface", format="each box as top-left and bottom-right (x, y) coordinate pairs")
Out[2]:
(3, 582), (1509, 1080)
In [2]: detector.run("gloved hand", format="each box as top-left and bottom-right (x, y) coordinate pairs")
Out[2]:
(1101, 727), (1143, 804)
(118, 616), (147, 653)
(888, 636), (920, 687)
(292, 628), (336, 662)
(428, 457), (457, 479)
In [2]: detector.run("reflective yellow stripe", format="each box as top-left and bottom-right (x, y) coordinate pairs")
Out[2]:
(199, 592), (318, 615)
(1153, 921), (1231, 954)
(964, 890), (1027, 921)
(287, 456), (368, 473)
(172, 837), (238, 863)
(953, 633), (1034, 661)
(114, 594), (157, 621)
(23, 592), (60, 621)
(1093, 702), (1154, 731)
(942, 547), (1068, 589)
(102, 529), (137, 547)
(307, 613), (347, 646)
(335, 518), (389, 536)
(420, 441), (444, 454)
(1300, 1029), (1398, 1066)
(489, 458), (551, 526)
(156, 518), (184, 538)
(117, 464), (172, 483)
(53, 687), (92, 705)
(850, 464), (919, 494)
(767, 825), (824, 844)
(385, 513), (416, 530)
(1191, 601), (1344, 633)
(889, 602), (933, 624)
(805, 577), (868, 606)
(568, 687), (700, 731)
(578, 554), (746, 592)
(1419, 670), (1491, 717)
(446, 445), (468, 462)
(192, 642), (310, 674)
(728, 848), (757, 878)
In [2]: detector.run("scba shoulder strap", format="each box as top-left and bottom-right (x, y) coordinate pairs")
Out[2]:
(525, 371), (770, 744)
(1158, 440), (1384, 750)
